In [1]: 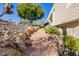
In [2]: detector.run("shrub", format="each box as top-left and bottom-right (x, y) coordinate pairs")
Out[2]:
(63, 35), (79, 52)
(74, 38), (79, 51)
(31, 22), (38, 26)
(44, 25), (61, 36)
(63, 35), (74, 48)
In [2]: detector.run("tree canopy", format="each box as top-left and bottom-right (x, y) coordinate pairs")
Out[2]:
(17, 3), (44, 24)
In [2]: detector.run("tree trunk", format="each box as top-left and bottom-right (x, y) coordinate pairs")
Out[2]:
(29, 20), (33, 25)
(0, 13), (5, 17)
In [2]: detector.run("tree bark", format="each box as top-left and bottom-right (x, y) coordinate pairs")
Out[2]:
(29, 20), (33, 25)
(0, 13), (5, 17)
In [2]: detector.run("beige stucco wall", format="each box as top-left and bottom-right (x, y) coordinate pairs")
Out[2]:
(51, 3), (79, 26)
(50, 3), (79, 37)
(67, 26), (79, 38)
(52, 3), (67, 25)
(58, 26), (79, 38)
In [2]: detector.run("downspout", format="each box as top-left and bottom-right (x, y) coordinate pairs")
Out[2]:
(61, 26), (68, 55)
(61, 26), (67, 35)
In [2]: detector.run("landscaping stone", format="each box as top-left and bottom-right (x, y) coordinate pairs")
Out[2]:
(0, 47), (22, 56)
(0, 25), (63, 56)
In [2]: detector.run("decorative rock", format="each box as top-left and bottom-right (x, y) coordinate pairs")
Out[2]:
(0, 24), (63, 56)
(0, 47), (22, 56)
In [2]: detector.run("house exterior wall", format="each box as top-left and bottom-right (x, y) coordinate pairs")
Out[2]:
(67, 26), (79, 38)
(58, 26), (79, 38)
(50, 3), (79, 37)
(52, 3), (67, 25)
(0, 19), (9, 25)
(51, 3), (79, 26)
(46, 7), (53, 25)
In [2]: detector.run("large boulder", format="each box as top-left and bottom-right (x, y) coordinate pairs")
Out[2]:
(23, 35), (63, 56)
(0, 47), (22, 56)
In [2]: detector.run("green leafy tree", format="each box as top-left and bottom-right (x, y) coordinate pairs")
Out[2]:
(17, 3), (44, 24)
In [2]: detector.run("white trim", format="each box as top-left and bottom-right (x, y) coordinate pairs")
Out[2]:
(46, 4), (54, 21)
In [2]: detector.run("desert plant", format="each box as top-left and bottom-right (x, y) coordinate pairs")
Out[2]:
(31, 21), (38, 26)
(44, 25), (61, 36)
(63, 35), (79, 52)
(19, 19), (29, 25)
(63, 35), (73, 48)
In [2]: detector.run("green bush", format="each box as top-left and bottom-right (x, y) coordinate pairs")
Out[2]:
(63, 35), (79, 52)
(63, 35), (73, 48)
(74, 38), (79, 51)
(31, 22), (38, 26)
(44, 25), (61, 36)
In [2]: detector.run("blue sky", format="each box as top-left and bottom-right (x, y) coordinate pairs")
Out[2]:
(0, 3), (53, 24)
